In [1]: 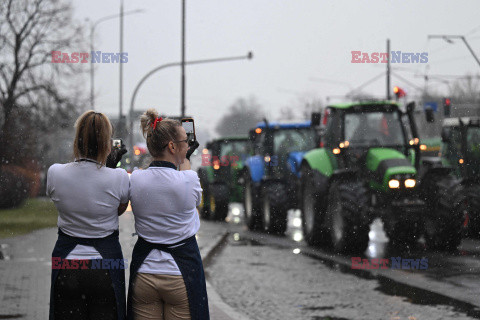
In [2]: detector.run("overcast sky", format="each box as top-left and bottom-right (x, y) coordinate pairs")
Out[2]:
(73, 0), (480, 138)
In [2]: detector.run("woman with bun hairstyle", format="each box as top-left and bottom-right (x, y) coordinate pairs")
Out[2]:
(47, 110), (129, 320)
(127, 108), (207, 320)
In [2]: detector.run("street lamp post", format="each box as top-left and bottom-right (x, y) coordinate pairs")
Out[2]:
(128, 52), (253, 156)
(428, 35), (480, 68)
(89, 9), (143, 110)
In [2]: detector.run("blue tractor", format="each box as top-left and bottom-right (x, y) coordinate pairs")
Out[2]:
(241, 118), (319, 234)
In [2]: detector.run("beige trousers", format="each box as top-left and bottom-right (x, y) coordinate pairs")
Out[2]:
(132, 273), (191, 320)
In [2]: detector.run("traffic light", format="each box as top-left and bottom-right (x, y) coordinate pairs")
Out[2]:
(443, 98), (451, 117)
(393, 86), (406, 100)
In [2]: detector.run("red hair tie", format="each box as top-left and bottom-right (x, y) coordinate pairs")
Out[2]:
(151, 117), (163, 130)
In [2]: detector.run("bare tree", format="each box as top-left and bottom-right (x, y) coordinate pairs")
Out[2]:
(0, 0), (87, 207)
(448, 74), (480, 104)
(0, 0), (87, 166)
(215, 96), (264, 136)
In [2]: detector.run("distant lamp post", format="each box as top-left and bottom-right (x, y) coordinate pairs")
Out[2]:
(428, 35), (480, 68)
(88, 8), (143, 110)
(128, 52), (253, 156)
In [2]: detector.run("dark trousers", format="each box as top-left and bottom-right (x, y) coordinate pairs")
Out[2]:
(54, 261), (117, 320)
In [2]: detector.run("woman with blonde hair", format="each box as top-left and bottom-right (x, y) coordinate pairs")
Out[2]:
(47, 110), (129, 320)
(127, 108), (207, 320)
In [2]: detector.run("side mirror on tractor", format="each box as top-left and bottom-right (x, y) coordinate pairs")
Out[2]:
(406, 101), (416, 114)
(441, 127), (451, 143)
(311, 112), (321, 127)
(248, 129), (257, 142)
(425, 108), (435, 123)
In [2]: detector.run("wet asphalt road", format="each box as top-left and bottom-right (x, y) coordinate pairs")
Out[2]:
(205, 204), (480, 320)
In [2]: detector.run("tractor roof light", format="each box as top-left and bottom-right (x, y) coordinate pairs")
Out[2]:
(255, 128), (262, 134)
(333, 148), (341, 155)
(388, 179), (400, 189)
(264, 155), (271, 163)
(405, 179), (416, 188)
(459, 158), (464, 164)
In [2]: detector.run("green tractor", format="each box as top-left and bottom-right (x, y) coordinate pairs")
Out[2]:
(440, 117), (480, 237)
(197, 136), (249, 221)
(300, 101), (464, 253)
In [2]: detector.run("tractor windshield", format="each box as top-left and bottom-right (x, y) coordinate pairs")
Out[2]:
(219, 140), (249, 161)
(467, 126), (480, 176)
(273, 128), (317, 155)
(344, 111), (405, 147)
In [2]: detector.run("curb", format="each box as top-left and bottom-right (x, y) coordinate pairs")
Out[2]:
(201, 231), (251, 320)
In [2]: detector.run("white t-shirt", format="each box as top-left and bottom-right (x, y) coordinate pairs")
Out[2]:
(46, 160), (130, 259)
(129, 165), (202, 275)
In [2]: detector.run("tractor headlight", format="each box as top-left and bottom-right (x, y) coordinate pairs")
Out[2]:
(388, 179), (400, 189)
(405, 179), (416, 188)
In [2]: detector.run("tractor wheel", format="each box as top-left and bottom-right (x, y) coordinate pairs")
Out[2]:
(300, 165), (329, 246)
(243, 172), (263, 230)
(262, 182), (288, 235)
(209, 184), (230, 222)
(198, 169), (210, 220)
(325, 181), (370, 254)
(423, 175), (464, 251)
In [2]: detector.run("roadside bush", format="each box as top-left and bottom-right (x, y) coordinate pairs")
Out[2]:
(0, 165), (40, 209)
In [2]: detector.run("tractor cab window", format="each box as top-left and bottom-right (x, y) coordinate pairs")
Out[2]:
(273, 128), (316, 155)
(220, 141), (249, 161)
(254, 132), (266, 155)
(345, 111), (404, 147)
(467, 127), (480, 175)
(444, 127), (462, 163)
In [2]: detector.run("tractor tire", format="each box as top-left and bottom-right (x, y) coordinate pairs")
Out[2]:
(198, 169), (210, 220)
(243, 172), (263, 230)
(209, 184), (230, 222)
(300, 165), (329, 246)
(423, 175), (464, 251)
(325, 181), (370, 254)
(261, 182), (288, 235)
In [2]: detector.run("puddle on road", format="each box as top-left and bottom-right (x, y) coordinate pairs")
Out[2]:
(311, 316), (351, 320)
(230, 233), (264, 247)
(375, 276), (480, 319)
(304, 306), (335, 311)
(0, 315), (24, 319)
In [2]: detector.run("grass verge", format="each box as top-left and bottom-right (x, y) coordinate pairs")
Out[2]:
(0, 198), (57, 239)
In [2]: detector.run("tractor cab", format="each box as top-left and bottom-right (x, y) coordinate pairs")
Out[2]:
(441, 117), (480, 180)
(249, 120), (317, 179)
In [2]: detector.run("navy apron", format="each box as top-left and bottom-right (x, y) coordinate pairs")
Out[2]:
(126, 235), (209, 320)
(49, 228), (126, 320)
(126, 160), (209, 320)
